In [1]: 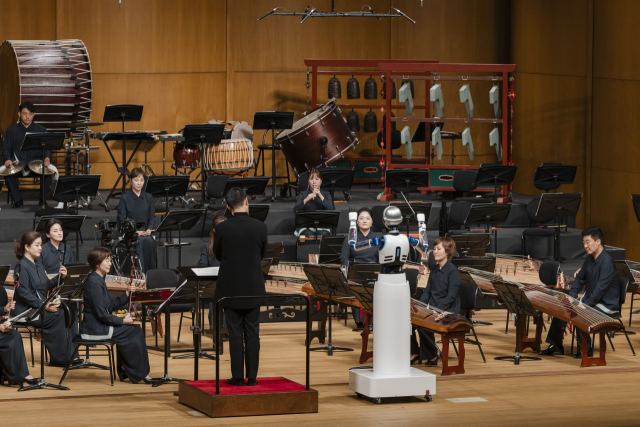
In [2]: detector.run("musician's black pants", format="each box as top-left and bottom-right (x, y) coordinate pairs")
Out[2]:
(545, 305), (606, 351)
(0, 329), (30, 384)
(25, 311), (75, 367)
(5, 172), (51, 204)
(112, 324), (150, 383)
(411, 327), (438, 360)
(225, 307), (260, 380)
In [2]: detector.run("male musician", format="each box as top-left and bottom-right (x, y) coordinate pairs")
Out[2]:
(538, 226), (620, 357)
(213, 187), (268, 386)
(2, 102), (53, 207)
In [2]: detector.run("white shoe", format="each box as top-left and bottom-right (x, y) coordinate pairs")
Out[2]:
(55, 202), (65, 209)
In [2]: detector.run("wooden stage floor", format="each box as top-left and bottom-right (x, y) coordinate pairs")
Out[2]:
(3, 305), (640, 426)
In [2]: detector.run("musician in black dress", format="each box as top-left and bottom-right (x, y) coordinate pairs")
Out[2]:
(0, 287), (37, 386)
(2, 102), (52, 208)
(412, 237), (461, 366)
(40, 219), (75, 273)
(539, 226), (619, 357)
(340, 207), (380, 327)
(294, 168), (334, 236)
(12, 231), (76, 367)
(116, 167), (157, 273)
(214, 188), (268, 386)
(82, 247), (154, 384)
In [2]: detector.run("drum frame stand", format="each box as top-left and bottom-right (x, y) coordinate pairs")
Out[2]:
(141, 139), (156, 177)
(80, 127), (108, 211)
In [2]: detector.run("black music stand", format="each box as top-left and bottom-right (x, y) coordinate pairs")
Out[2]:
(264, 242), (284, 266)
(21, 132), (66, 212)
(103, 104), (143, 132)
(224, 177), (270, 197)
(534, 165), (577, 193)
(182, 124), (225, 206)
(53, 175), (101, 215)
(385, 169), (429, 194)
(156, 210), (204, 267)
(319, 167), (355, 202)
(452, 257), (497, 273)
(348, 283), (375, 312)
(223, 204), (270, 223)
(35, 215), (86, 258)
(465, 204), (512, 254)
(395, 202), (432, 236)
(253, 112), (294, 201)
(19, 286), (69, 391)
(295, 210), (341, 243)
(492, 281), (542, 365)
(450, 233), (491, 258)
(535, 193), (582, 261)
(347, 263), (380, 285)
(146, 176), (190, 214)
(318, 236), (345, 264)
(58, 264), (92, 296)
(304, 264), (355, 355)
(474, 164), (517, 201)
(631, 194), (640, 222)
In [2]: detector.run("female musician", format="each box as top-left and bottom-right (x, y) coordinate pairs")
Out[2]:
(412, 237), (461, 366)
(294, 168), (334, 236)
(199, 215), (227, 267)
(82, 246), (154, 384)
(40, 218), (75, 274)
(117, 167), (157, 273)
(12, 231), (76, 367)
(340, 207), (380, 327)
(0, 288), (37, 386)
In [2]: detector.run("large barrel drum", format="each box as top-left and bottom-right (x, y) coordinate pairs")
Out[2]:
(0, 39), (93, 142)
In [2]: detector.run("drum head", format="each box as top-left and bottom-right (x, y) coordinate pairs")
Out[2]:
(276, 98), (337, 141)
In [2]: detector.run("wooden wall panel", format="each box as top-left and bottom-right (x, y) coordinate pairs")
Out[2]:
(0, 0), (56, 42)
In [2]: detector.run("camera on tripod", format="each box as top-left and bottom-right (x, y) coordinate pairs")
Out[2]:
(118, 219), (144, 253)
(96, 220), (118, 253)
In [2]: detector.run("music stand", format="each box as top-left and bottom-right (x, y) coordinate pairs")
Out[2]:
(385, 168), (429, 194)
(347, 263), (380, 285)
(156, 210), (204, 267)
(182, 124), (225, 205)
(103, 104), (143, 132)
(349, 283), (374, 312)
(58, 264), (92, 296)
(492, 281), (542, 365)
(452, 257), (496, 273)
(318, 236), (345, 264)
(395, 202), (432, 236)
(146, 176), (190, 214)
(533, 165), (577, 193)
(319, 167), (354, 202)
(631, 194), (640, 222)
(295, 211), (341, 244)
(536, 193), (582, 261)
(264, 243), (284, 266)
(303, 264), (355, 355)
(223, 177), (270, 197)
(223, 204), (270, 222)
(450, 233), (491, 258)
(20, 132), (66, 211)
(53, 175), (101, 215)
(253, 112), (294, 201)
(474, 164), (517, 202)
(35, 215), (86, 258)
(465, 204), (512, 254)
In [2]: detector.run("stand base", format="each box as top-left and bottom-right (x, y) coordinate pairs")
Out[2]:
(68, 358), (110, 372)
(349, 367), (435, 399)
(494, 353), (541, 366)
(310, 345), (354, 356)
(18, 379), (70, 392)
(152, 374), (185, 388)
(173, 350), (217, 360)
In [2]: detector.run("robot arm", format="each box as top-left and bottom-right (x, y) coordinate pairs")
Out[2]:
(408, 213), (429, 255)
(350, 237), (384, 252)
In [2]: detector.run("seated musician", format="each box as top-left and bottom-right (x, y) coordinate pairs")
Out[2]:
(0, 287), (38, 386)
(82, 247), (155, 384)
(116, 167), (157, 273)
(294, 168), (334, 236)
(13, 231), (76, 367)
(411, 237), (461, 366)
(340, 207), (380, 328)
(539, 226), (619, 358)
(2, 102), (57, 208)
(40, 219), (75, 273)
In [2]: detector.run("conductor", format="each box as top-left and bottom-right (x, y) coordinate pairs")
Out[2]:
(213, 187), (268, 387)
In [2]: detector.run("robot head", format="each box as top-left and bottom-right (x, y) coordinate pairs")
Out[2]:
(383, 206), (403, 230)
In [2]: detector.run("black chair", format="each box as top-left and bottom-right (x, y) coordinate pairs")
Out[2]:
(144, 269), (191, 342)
(447, 201), (472, 232)
(200, 175), (229, 237)
(253, 142), (291, 196)
(521, 198), (557, 260)
(459, 281), (486, 363)
(608, 277), (636, 356)
(453, 170), (492, 204)
(59, 301), (116, 386)
(11, 325), (35, 367)
(297, 243), (320, 263)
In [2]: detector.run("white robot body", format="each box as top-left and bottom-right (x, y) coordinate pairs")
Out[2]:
(378, 233), (410, 266)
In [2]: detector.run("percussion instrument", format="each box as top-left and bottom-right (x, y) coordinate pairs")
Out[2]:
(275, 98), (360, 175)
(220, 121), (254, 142)
(0, 161), (26, 177)
(28, 160), (55, 176)
(105, 274), (146, 292)
(202, 138), (253, 172)
(69, 122), (103, 128)
(173, 143), (201, 169)
(0, 40), (93, 141)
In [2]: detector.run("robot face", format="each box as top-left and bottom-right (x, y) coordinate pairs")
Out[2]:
(383, 206), (403, 228)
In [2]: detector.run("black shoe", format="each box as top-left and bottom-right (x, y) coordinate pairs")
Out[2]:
(225, 377), (244, 386)
(22, 377), (40, 385)
(70, 358), (84, 367)
(573, 349), (593, 359)
(142, 377), (157, 385)
(424, 358), (438, 366)
(12, 199), (23, 208)
(410, 355), (420, 365)
(538, 345), (563, 356)
(117, 369), (128, 382)
(247, 378), (258, 386)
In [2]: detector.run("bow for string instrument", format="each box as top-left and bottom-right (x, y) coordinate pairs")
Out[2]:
(126, 252), (138, 320)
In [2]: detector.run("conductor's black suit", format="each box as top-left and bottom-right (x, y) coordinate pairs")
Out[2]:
(213, 212), (268, 380)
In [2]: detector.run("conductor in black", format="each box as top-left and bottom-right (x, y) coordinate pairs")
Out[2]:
(213, 187), (268, 387)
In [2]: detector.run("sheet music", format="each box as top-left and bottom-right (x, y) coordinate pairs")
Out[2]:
(193, 267), (219, 277)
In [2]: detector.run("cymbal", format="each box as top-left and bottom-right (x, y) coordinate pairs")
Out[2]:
(28, 160), (55, 176)
(0, 161), (26, 177)
(69, 122), (104, 128)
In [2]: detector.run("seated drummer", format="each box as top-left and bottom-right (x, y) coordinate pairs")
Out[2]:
(294, 168), (334, 236)
(340, 207), (380, 328)
(539, 226), (619, 358)
(82, 247), (155, 384)
(40, 219), (75, 273)
(412, 237), (461, 366)
(117, 167), (157, 273)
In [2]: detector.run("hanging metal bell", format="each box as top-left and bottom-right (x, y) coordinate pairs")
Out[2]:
(382, 112), (397, 133)
(382, 79), (396, 99)
(377, 129), (402, 150)
(364, 110), (377, 133)
(346, 109), (360, 132)
(328, 75), (341, 99)
(347, 76), (360, 99)
(364, 76), (377, 99)
(401, 79), (415, 98)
